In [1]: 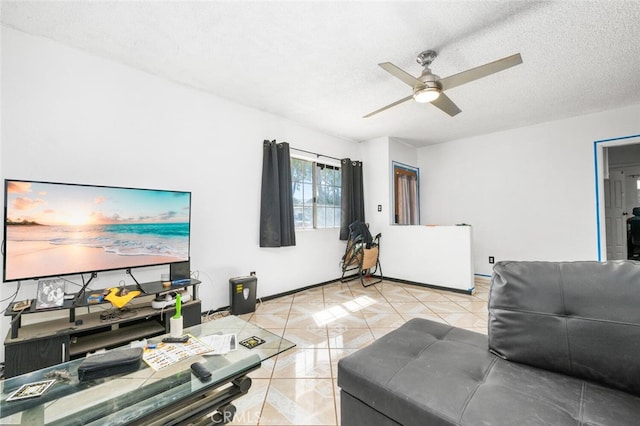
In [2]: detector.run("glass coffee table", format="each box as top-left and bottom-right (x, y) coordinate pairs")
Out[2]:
(1, 315), (295, 425)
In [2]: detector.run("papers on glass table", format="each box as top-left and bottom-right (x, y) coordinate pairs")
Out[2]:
(142, 334), (212, 371)
(201, 333), (237, 356)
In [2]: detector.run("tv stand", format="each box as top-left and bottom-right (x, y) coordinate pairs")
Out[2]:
(3, 279), (201, 378)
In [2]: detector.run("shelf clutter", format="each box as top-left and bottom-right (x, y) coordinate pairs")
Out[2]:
(6, 279), (201, 339)
(3, 279), (202, 378)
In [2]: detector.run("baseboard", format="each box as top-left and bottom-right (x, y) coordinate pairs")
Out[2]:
(200, 277), (342, 317)
(259, 277), (342, 302)
(200, 275), (478, 317)
(376, 276), (474, 295)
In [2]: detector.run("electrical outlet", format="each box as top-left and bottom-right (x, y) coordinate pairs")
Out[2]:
(250, 271), (256, 276)
(488, 256), (495, 264)
(377, 205), (382, 212)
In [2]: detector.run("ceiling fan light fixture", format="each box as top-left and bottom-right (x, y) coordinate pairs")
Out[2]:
(366, 51), (521, 118)
(413, 87), (440, 103)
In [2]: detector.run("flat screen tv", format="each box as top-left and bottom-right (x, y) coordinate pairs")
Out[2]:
(3, 179), (191, 282)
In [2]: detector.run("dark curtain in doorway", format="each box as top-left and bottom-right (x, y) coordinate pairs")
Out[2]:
(260, 140), (296, 247)
(340, 158), (365, 240)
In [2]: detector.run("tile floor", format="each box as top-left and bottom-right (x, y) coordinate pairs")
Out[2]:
(216, 277), (491, 425)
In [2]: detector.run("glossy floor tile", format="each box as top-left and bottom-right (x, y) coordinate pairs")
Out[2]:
(226, 277), (490, 425)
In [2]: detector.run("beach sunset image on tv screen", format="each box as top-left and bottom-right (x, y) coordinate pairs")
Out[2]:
(3, 180), (191, 282)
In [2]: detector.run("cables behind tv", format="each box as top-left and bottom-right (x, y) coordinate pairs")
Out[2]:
(60, 275), (93, 292)
(0, 280), (20, 304)
(1, 281), (21, 319)
(98, 305), (138, 322)
(189, 269), (227, 322)
(154, 303), (169, 322)
(202, 307), (230, 322)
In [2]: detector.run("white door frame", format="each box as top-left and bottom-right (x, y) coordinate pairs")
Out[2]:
(594, 133), (640, 260)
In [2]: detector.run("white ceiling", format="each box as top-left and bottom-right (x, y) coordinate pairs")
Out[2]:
(2, 1), (640, 147)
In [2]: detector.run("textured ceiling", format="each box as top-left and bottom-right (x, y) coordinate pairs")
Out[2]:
(2, 1), (640, 146)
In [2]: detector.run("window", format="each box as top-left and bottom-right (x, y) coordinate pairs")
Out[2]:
(291, 157), (341, 229)
(316, 163), (342, 228)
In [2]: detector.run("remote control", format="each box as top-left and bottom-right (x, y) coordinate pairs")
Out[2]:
(190, 362), (212, 382)
(162, 335), (189, 343)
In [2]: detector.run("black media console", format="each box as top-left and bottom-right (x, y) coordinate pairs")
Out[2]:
(3, 279), (201, 378)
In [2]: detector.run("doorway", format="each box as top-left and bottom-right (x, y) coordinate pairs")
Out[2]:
(600, 139), (640, 260)
(392, 162), (420, 225)
(605, 167), (628, 260)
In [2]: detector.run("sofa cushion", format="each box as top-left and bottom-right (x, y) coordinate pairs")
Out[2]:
(338, 318), (640, 426)
(338, 319), (495, 425)
(461, 359), (640, 426)
(489, 260), (640, 396)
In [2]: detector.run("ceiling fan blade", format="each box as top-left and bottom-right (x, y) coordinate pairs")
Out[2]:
(363, 95), (413, 118)
(379, 62), (423, 88)
(430, 92), (461, 117)
(439, 53), (522, 91)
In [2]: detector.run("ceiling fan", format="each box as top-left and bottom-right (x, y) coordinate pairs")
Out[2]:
(363, 50), (522, 118)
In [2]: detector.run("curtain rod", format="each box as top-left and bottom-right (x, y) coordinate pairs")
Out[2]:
(290, 146), (342, 162)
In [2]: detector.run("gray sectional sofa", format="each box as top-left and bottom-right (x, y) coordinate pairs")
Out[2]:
(338, 260), (640, 425)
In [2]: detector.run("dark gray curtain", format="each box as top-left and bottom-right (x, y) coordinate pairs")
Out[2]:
(340, 158), (365, 240)
(260, 140), (296, 247)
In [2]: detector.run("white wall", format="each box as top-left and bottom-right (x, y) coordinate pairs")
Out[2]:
(418, 103), (640, 276)
(0, 28), (360, 362)
(360, 137), (474, 291)
(361, 136), (421, 230)
(383, 225), (474, 291)
(360, 136), (390, 231)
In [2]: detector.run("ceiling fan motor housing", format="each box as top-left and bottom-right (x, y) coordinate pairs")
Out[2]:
(416, 49), (437, 67)
(417, 71), (440, 88)
(414, 70), (441, 96)
(413, 66), (442, 102)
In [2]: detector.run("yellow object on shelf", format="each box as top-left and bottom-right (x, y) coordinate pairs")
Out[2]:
(104, 288), (140, 309)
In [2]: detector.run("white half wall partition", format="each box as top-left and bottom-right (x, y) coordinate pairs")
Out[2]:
(381, 225), (474, 293)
